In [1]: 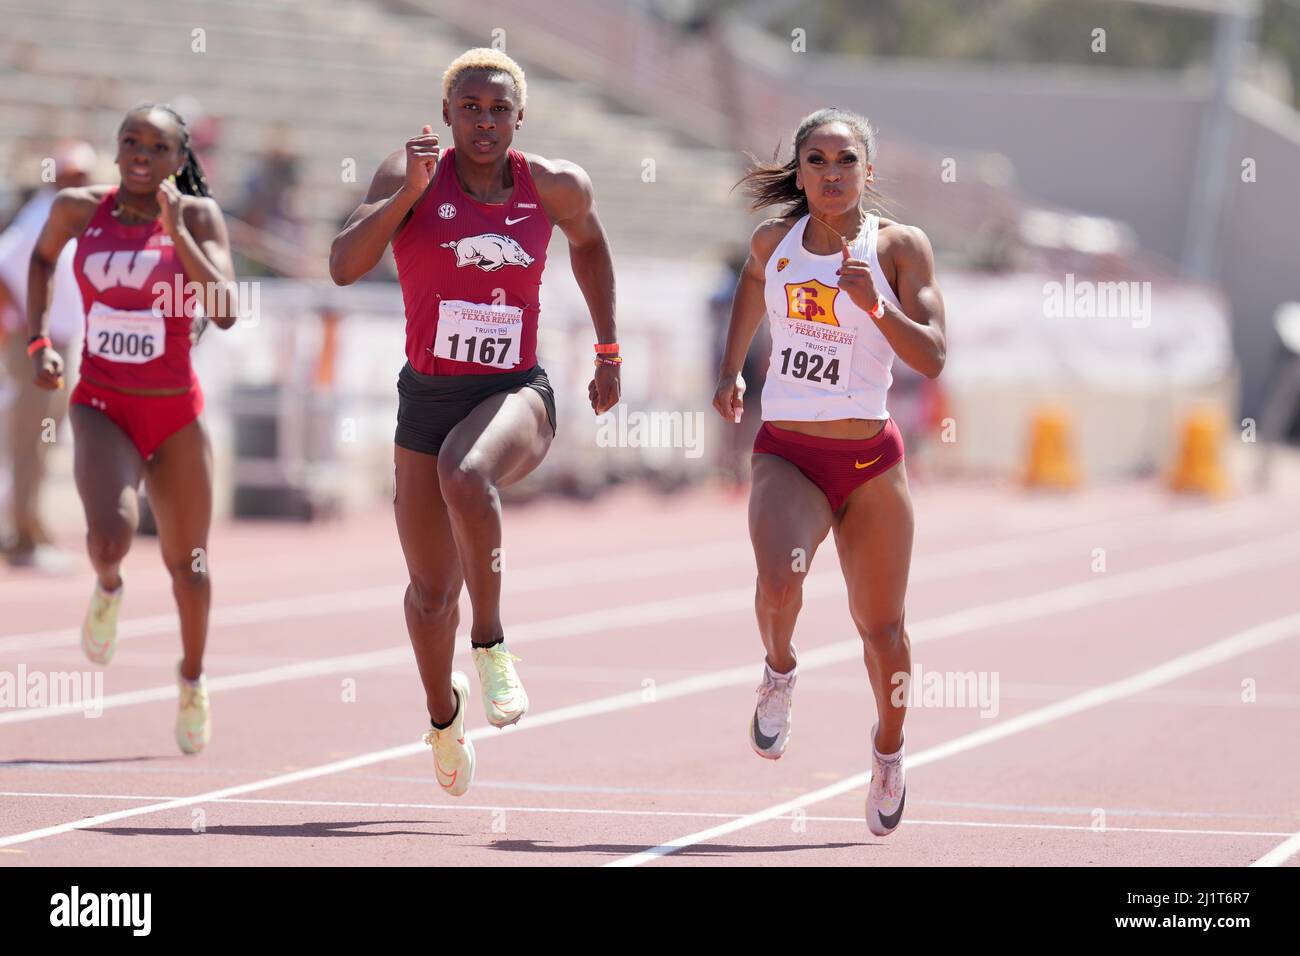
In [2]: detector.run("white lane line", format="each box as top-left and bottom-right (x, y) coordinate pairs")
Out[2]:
(0, 540), (746, 654)
(7, 521), (1300, 727)
(1251, 830), (1300, 866)
(909, 530), (1300, 645)
(0, 491), (1274, 656)
(607, 609), (1300, 866)
(2, 763), (1287, 821)
(856, 820), (1294, 839)
(0, 792), (1291, 840)
(0, 489), (1164, 603)
(897, 798), (1297, 822)
(0, 657), (776, 849)
(939, 682), (1300, 711)
(5, 535), (1300, 846)
(0, 549), (382, 604)
(0, 648), (410, 725)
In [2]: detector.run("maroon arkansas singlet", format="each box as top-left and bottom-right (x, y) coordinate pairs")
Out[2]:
(392, 147), (552, 375)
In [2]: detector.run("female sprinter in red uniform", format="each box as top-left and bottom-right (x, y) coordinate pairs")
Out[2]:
(714, 108), (946, 835)
(330, 49), (619, 797)
(29, 104), (239, 753)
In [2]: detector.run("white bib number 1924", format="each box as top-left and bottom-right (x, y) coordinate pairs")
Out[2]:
(86, 303), (165, 364)
(771, 317), (855, 393)
(433, 299), (524, 369)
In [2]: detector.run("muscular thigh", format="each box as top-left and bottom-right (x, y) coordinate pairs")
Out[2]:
(439, 386), (552, 490)
(144, 419), (213, 566)
(70, 403), (144, 529)
(749, 452), (834, 578)
(833, 459), (914, 624)
(394, 444), (462, 594)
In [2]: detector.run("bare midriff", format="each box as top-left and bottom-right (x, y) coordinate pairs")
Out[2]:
(769, 418), (887, 440)
(81, 375), (192, 397)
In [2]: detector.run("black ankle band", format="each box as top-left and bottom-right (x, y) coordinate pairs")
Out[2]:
(472, 637), (504, 649)
(430, 689), (459, 730)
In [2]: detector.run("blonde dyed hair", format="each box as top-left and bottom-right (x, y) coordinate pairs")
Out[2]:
(441, 48), (527, 108)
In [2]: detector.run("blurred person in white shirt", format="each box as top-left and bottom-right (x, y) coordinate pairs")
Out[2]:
(0, 139), (95, 570)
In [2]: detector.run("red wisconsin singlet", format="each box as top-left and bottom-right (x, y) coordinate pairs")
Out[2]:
(73, 187), (200, 390)
(392, 147), (552, 375)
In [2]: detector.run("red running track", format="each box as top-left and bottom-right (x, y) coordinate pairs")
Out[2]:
(1, 480), (1298, 867)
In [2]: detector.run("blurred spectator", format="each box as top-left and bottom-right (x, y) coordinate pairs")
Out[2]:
(236, 125), (305, 276)
(0, 139), (95, 571)
(710, 245), (768, 487)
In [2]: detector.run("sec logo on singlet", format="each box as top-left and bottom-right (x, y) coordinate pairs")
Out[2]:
(438, 203), (457, 220)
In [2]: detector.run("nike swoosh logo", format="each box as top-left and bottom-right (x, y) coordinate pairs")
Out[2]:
(435, 763), (458, 787)
(876, 786), (906, 830)
(504, 215), (529, 225)
(751, 713), (780, 750)
(854, 454), (883, 470)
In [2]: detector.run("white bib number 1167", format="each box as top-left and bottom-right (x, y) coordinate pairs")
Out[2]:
(433, 299), (524, 369)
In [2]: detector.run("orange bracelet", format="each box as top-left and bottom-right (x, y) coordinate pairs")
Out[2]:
(594, 343), (620, 355)
(26, 336), (52, 356)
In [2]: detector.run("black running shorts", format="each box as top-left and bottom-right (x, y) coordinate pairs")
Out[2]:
(394, 361), (557, 456)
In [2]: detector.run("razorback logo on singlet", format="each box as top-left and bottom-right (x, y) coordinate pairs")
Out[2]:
(784, 280), (841, 326)
(441, 233), (535, 273)
(81, 250), (162, 292)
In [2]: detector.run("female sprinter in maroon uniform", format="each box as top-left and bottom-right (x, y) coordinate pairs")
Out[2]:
(29, 104), (239, 753)
(330, 49), (619, 797)
(713, 108), (947, 835)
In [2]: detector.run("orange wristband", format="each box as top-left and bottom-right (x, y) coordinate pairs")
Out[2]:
(26, 336), (52, 356)
(594, 343), (620, 355)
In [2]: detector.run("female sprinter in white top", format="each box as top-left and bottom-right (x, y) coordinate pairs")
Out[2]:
(713, 108), (947, 836)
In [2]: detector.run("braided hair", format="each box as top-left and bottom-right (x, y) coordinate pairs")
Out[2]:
(119, 104), (216, 340)
(119, 102), (213, 198)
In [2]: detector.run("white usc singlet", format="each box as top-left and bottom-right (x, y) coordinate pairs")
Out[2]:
(760, 213), (901, 421)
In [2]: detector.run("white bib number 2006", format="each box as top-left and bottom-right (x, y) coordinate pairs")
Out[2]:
(86, 303), (165, 364)
(433, 300), (523, 369)
(771, 317), (855, 393)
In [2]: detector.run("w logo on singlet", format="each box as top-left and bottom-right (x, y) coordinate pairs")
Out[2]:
(82, 250), (162, 292)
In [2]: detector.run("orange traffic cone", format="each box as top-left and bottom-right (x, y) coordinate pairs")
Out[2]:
(1169, 409), (1229, 496)
(1023, 405), (1079, 489)
(314, 308), (341, 388)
